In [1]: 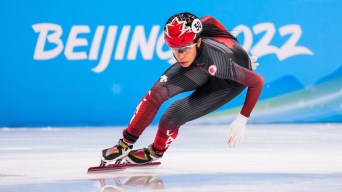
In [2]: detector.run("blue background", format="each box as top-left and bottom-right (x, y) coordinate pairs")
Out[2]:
(1, 0), (341, 127)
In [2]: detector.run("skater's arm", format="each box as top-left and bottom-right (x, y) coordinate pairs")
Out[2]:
(213, 58), (264, 118)
(231, 64), (264, 118)
(211, 55), (264, 147)
(225, 66), (263, 147)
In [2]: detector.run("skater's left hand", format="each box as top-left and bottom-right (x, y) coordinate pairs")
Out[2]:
(227, 114), (248, 147)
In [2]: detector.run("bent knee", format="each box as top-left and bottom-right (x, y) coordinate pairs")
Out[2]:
(159, 114), (182, 131)
(147, 83), (169, 105)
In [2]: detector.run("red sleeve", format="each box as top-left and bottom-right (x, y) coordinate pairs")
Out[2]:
(232, 65), (264, 117)
(203, 38), (264, 118)
(211, 59), (263, 118)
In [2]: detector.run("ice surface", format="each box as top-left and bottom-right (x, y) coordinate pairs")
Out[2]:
(1, 124), (342, 191)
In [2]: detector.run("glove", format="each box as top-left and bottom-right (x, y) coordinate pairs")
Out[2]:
(249, 55), (259, 70)
(227, 114), (248, 147)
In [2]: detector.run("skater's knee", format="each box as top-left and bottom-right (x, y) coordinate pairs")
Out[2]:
(159, 114), (181, 131)
(147, 84), (169, 105)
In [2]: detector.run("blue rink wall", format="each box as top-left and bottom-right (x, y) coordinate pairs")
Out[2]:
(0, 0), (341, 127)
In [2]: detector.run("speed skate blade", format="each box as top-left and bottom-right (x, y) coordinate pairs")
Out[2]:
(87, 162), (161, 173)
(87, 163), (126, 173)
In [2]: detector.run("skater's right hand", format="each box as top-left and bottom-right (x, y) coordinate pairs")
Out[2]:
(249, 55), (259, 70)
(227, 114), (248, 147)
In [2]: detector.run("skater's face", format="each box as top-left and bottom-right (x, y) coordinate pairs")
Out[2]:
(171, 38), (202, 68)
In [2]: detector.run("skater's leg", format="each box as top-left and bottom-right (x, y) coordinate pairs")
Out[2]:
(122, 62), (209, 144)
(122, 83), (170, 143)
(103, 64), (209, 163)
(126, 78), (245, 164)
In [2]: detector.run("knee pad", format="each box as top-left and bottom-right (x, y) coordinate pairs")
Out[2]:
(159, 114), (181, 131)
(146, 83), (169, 106)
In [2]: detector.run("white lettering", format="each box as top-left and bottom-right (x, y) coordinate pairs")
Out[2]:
(92, 26), (117, 73)
(32, 22), (314, 73)
(231, 24), (253, 52)
(234, 23), (313, 61)
(165, 130), (176, 148)
(127, 25), (160, 60)
(64, 25), (90, 60)
(89, 26), (105, 60)
(114, 26), (131, 60)
(32, 23), (63, 60)
(250, 23), (279, 58)
(277, 24), (314, 60)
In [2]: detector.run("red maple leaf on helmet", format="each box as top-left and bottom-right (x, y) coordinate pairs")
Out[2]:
(165, 17), (190, 38)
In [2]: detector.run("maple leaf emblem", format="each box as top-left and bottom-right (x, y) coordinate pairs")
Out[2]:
(165, 17), (191, 39)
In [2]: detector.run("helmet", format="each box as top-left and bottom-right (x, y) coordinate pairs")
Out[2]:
(164, 12), (203, 48)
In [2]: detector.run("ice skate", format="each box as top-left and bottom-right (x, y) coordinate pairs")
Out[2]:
(101, 139), (133, 166)
(126, 144), (163, 164)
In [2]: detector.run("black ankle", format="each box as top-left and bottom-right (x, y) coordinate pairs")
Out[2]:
(151, 144), (166, 157)
(123, 129), (139, 143)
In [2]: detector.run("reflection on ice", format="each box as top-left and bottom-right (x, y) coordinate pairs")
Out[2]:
(89, 172), (342, 192)
(97, 176), (164, 192)
(0, 124), (342, 191)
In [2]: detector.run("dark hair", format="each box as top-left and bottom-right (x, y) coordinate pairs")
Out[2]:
(199, 16), (238, 42)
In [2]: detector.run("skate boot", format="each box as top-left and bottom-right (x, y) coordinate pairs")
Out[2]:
(126, 144), (163, 164)
(101, 139), (133, 165)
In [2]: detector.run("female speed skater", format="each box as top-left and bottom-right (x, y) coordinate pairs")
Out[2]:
(101, 12), (264, 165)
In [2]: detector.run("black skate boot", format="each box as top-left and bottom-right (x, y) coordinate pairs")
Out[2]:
(126, 144), (163, 164)
(101, 139), (133, 165)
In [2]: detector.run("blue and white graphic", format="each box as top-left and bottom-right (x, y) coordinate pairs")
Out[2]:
(0, 0), (341, 126)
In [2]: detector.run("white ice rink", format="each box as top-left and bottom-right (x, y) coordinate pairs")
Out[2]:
(1, 124), (342, 192)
